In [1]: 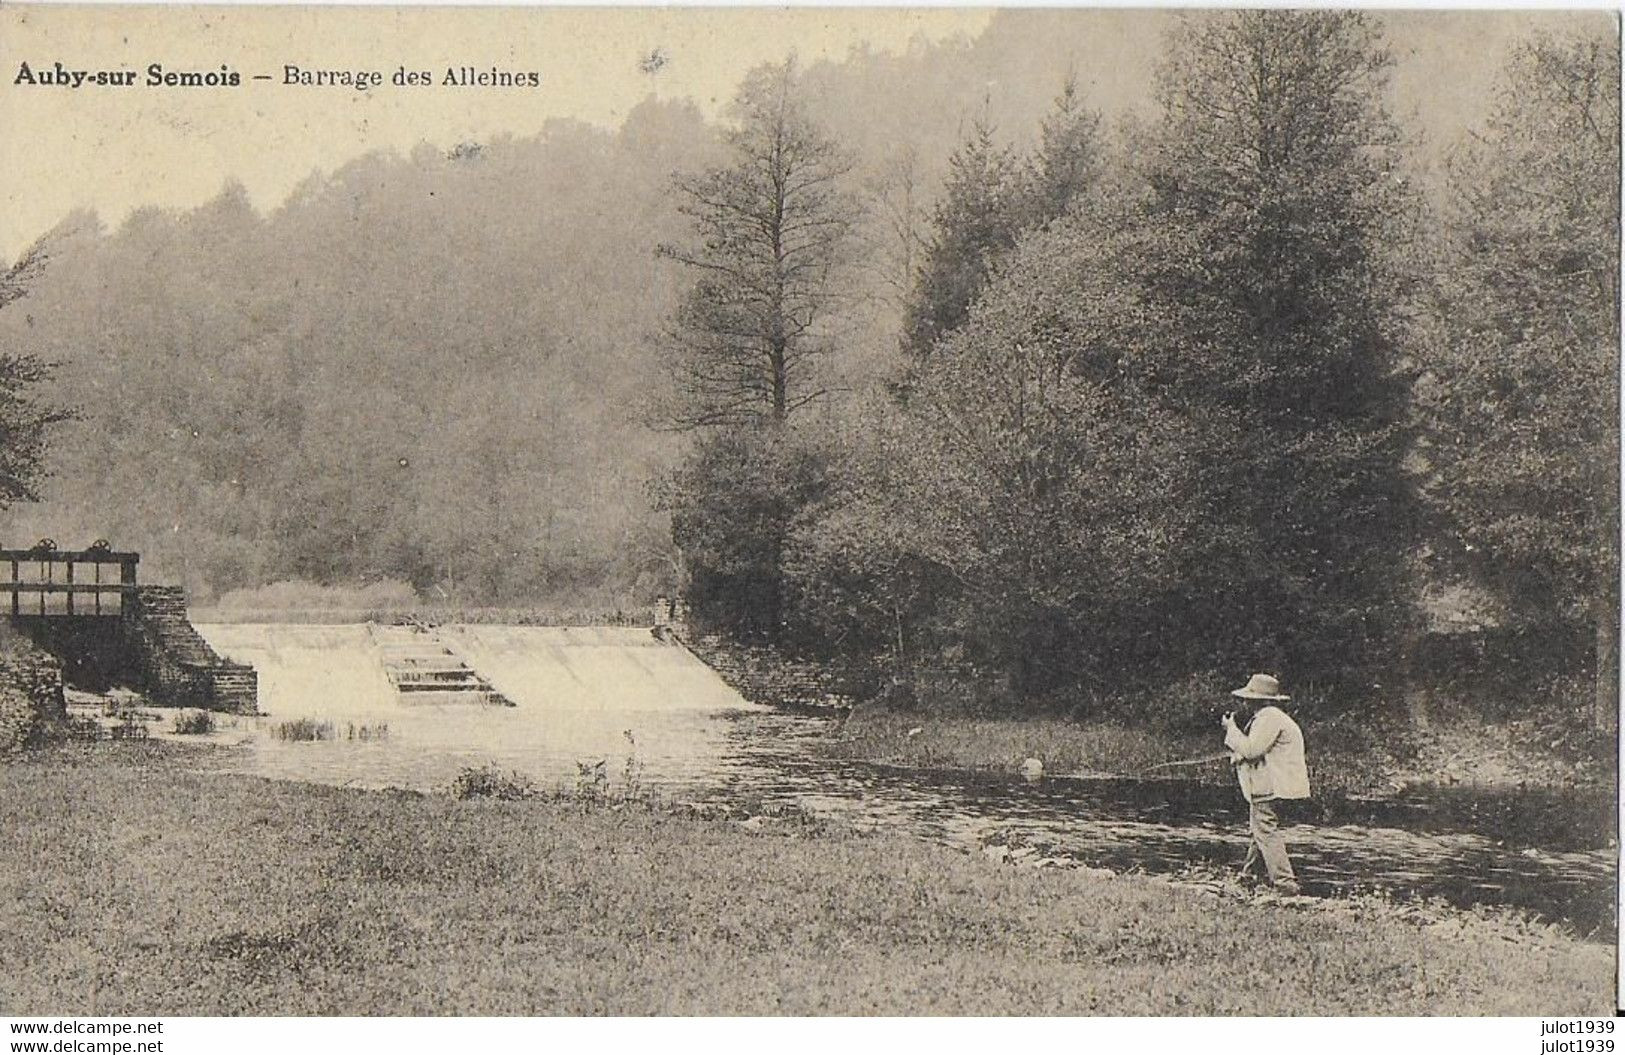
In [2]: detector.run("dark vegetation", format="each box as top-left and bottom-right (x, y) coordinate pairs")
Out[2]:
(0, 241), (75, 509)
(171, 709), (215, 735)
(657, 13), (1619, 742)
(0, 12), (1615, 740)
(270, 718), (334, 743)
(449, 762), (535, 801)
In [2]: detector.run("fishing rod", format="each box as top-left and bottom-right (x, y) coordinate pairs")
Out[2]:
(1136, 750), (1233, 775)
(1058, 751), (1232, 781)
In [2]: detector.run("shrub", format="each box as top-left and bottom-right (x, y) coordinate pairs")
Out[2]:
(621, 729), (644, 798)
(271, 718), (334, 742)
(450, 763), (535, 800)
(109, 718), (148, 741)
(101, 697), (147, 721)
(575, 758), (609, 799)
(62, 715), (103, 742)
(172, 710), (216, 735)
(343, 721), (389, 741)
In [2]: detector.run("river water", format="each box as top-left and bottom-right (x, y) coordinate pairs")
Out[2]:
(195, 624), (1618, 940)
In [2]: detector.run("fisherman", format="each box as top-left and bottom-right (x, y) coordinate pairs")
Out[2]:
(1220, 673), (1310, 895)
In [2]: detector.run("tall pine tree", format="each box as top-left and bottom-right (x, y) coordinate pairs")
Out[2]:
(657, 59), (857, 638)
(901, 83), (1105, 363)
(658, 59), (856, 429)
(1024, 74), (1104, 229)
(900, 118), (1026, 360)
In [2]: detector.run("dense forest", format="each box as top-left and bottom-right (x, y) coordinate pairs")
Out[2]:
(0, 11), (1616, 721)
(0, 101), (720, 606)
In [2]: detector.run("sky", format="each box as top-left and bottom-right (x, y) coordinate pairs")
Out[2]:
(0, 6), (996, 261)
(0, 5), (1615, 263)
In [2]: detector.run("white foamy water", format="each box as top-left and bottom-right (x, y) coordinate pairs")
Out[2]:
(444, 626), (747, 712)
(195, 623), (761, 792)
(196, 623), (399, 718)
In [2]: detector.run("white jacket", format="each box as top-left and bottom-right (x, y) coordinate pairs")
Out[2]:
(1225, 705), (1310, 802)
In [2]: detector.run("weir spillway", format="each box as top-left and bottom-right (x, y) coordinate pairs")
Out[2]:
(191, 623), (761, 792)
(195, 623), (750, 717)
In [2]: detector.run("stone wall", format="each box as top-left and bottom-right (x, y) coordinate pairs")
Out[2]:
(124, 586), (258, 714)
(679, 632), (857, 711)
(0, 630), (65, 752)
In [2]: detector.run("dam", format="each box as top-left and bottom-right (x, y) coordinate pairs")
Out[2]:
(194, 622), (762, 791)
(196, 623), (749, 715)
(0, 541), (257, 714)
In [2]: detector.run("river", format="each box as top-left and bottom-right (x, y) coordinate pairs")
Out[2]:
(194, 623), (1619, 940)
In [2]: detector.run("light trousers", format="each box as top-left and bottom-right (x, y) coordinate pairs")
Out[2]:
(1241, 798), (1297, 885)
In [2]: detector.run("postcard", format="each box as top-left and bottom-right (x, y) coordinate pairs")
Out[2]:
(0, 2), (1616, 1030)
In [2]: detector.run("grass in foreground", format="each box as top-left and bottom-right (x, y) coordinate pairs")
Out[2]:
(0, 742), (1611, 1015)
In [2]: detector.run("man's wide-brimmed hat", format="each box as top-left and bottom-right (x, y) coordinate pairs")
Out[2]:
(1231, 673), (1290, 701)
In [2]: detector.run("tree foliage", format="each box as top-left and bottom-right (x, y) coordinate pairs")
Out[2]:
(665, 426), (829, 639)
(900, 80), (1107, 363)
(1026, 75), (1105, 229)
(900, 119), (1028, 361)
(1417, 30), (1620, 700)
(656, 60), (859, 636)
(0, 102), (715, 602)
(796, 219), (1239, 691)
(0, 231), (78, 509)
(1136, 11), (1421, 682)
(658, 60), (857, 429)
(799, 11), (1422, 701)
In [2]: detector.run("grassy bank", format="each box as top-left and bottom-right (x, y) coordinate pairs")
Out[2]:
(824, 705), (1612, 796)
(0, 742), (1611, 1015)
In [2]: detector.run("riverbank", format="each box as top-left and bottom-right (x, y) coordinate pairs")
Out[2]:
(822, 705), (1612, 797)
(1, 741), (1611, 1015)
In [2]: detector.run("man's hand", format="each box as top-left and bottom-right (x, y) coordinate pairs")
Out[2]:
(1220, 711), (1237, 731)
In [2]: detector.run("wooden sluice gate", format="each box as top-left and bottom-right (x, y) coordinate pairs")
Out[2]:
(367, 621), (512, 706)
(0, 540), (137, 619)
(0, 540), (259, 713)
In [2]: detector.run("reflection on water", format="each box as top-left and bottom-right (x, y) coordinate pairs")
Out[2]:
(197, 624), (1618, 939)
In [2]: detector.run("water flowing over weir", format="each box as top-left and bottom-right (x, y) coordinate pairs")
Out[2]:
(442, 626), (749, 712)
(198, 624), (398, 718)
(195, 623), (763, 790)
(198, 624), (751, 717)
(194, 624), (1615, 938)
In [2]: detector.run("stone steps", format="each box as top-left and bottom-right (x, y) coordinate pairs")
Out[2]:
(367, 623), (512, 706)
(126, 586), (258, 713)
(682, 633), (855, 711)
